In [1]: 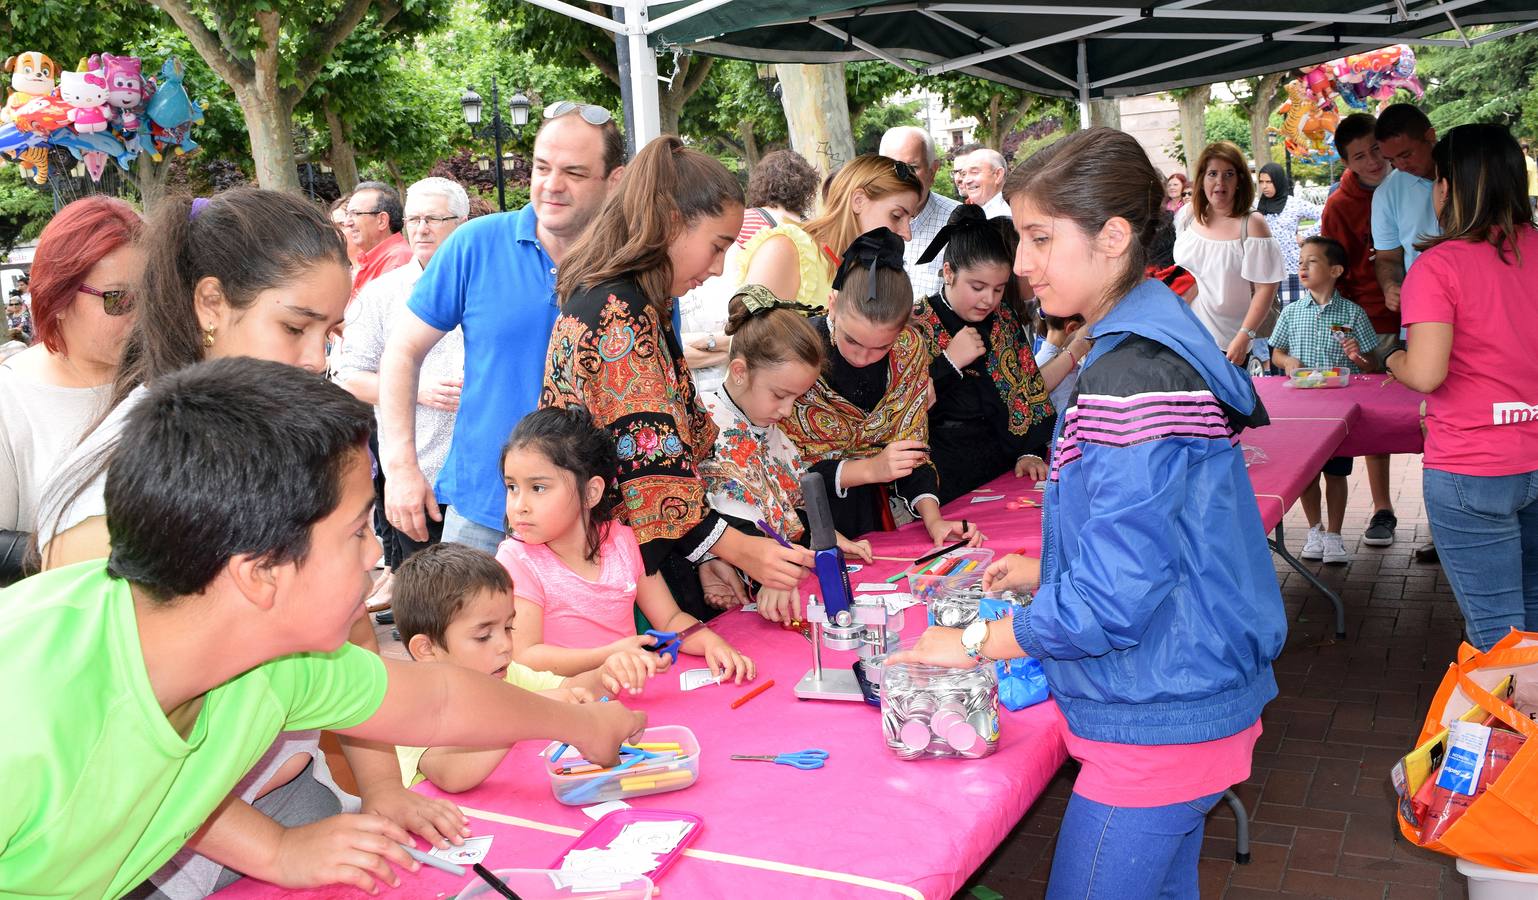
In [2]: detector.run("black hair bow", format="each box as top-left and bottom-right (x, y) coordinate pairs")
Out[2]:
(831, 227), (907, 301)
(916, 203), (1001, 264)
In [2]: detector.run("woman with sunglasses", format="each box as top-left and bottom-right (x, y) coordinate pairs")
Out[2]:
(34, 187), (472, 897)
(0, 196), (142, 585)
(781, 228), (982, 547)
(737, 154), (920, 310)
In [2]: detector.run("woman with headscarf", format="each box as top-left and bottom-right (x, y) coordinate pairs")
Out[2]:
(1256, 162), (1322, 304)
(780, 228), (982, 547)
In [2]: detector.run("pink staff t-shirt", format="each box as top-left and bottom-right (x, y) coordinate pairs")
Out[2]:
(1400, 226), (1538, 476)
(495, 523), (645, 650)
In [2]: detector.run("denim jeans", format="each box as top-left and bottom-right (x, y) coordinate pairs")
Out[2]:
(1423, 468), (1538, 651)
(1047, 790), (1225, 899)
(442, 506), (506, 555)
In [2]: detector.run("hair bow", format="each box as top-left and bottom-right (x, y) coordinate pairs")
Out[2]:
(831, 227), (907, 301)
(917, 204), (1006, 264)
(733, 284), (820, 318)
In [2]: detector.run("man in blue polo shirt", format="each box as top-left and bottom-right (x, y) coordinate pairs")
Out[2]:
(379, 105), (626, 552)
(1367, 103), (1440, 553)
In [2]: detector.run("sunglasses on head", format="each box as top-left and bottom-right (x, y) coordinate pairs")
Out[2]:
(544, 101), (613, 126)
(78, 283), (134, 316)
(892, 160), (921, 188)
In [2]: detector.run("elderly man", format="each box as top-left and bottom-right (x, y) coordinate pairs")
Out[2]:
(381, 104), (626, 553)
(338, 177), (469, 573)
(347, 180), (413, 295)
(881, 125), (960, 302)
(956, 147), (1010, 217)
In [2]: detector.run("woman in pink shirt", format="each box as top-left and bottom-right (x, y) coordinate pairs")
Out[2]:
(1385, 123), (1538, 651)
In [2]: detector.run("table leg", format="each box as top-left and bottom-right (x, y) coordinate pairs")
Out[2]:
(1220, 788), (1251, 864)
(1268, 522), (1347, 638)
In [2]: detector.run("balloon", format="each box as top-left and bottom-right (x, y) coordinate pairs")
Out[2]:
(2, 51), (58, 125)
(82, 149), (108, 182)
(145, 57), (203, 158)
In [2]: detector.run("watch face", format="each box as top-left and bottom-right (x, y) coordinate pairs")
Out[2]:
(963, 620), (988, 648)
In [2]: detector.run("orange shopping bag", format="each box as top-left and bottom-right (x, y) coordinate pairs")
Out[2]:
(1396, 629), (1538, 872)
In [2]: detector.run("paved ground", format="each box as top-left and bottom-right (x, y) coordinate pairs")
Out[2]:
(963, 454), (1473, 899)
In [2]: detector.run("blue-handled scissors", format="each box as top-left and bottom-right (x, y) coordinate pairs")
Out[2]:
(729, 749), (829, 770)
(645, 621), (709, 663)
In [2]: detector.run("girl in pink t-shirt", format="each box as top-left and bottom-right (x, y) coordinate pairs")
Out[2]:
(498, 405), (756, 694)
(1386, 123), (1538, 651)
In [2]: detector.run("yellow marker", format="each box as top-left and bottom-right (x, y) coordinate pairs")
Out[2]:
(621, 770), (693, 790)
(632, 742), (682, 751)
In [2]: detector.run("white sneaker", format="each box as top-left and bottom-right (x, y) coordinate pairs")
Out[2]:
(1322, 532), (1350, 565)
(1301, 525), (1325, 560)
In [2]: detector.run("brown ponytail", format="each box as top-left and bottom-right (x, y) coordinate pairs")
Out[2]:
(558, 135), (744, 315)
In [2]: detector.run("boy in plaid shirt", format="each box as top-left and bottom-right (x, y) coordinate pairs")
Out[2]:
(1269, 236), (1381, 564)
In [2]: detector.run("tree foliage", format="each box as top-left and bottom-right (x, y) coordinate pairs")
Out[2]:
(1418, 29), (1538, 138)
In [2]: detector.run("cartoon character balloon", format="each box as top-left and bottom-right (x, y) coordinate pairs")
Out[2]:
(99, 54), (149, 131)
(59, 69), (112, 134)
(144, 57), (203, 158)
(2, 51), (57, 125)
(1272, 44), (1422, 163)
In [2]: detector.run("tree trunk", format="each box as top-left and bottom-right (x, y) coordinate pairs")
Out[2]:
(1090, 98), (1121, 130)
(234, 87), (300, 193)
(1247, 72), (1285, 166)
(740, 119), (760, 169)
(1176, 85), (1212, 175)
(128, 152), (174, 216)
(775, 63), (856, 176)
(324, 99), (359, 193)
(983, 94), (1005, 151)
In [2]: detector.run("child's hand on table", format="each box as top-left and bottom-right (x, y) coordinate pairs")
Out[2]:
(982, 553), (1040, 592)
(755, 586), (799, 623)
(836, 532), (874, 563)
(702, 635), (756, 684)
(270, 813), (417, 892)
(1014, 454), (1048, 481)
(359, 784), (470, 851)
(927, 517), (985, 548)
(699, 558), (751, 609)
(599, 636), (671, 696)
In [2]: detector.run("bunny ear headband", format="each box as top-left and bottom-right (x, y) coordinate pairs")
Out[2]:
(831, 227), (907, 301)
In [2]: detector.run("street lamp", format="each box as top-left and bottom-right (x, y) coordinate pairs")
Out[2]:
(461, 78), (528, 212)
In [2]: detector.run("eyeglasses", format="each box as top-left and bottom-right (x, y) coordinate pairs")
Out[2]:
(344, 207), (383, 219)
(543, 101), (613, 126)
(404, 215), (463, 228)
(892, 160), (921, 188)
(77, 283), (134, 316)
(1181, 190), (1193, 198)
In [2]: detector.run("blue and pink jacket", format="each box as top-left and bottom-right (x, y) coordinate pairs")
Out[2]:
(1013, 278), (1286, 745)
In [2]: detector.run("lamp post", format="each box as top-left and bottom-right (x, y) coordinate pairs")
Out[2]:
(461, 79), (531, 212)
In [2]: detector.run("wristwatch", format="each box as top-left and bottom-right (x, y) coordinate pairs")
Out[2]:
(961, 619), (993, 664)
(706, 335), (718, 351)
(1241, 327), (1259, 339)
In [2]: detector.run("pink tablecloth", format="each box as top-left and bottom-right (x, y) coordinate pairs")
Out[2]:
(218, 474), (1067, 900)
(1252, 374), (1423, 457)
(1242, 419), (1348, 532)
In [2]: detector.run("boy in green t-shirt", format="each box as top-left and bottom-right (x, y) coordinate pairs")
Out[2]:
(0, 358), (644, 900)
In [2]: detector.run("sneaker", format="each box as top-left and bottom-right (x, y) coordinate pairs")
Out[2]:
(1363, 510), (1398, 546)
(1301, 525), (1325, 560)
(1414, 542), (1440, 565)
(1322, 532), (1350, 564)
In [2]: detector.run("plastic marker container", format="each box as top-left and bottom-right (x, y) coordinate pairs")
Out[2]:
(547, 725), (700, 805)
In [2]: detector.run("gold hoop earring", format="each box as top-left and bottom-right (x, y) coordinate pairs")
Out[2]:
(202, 326), (216, 349)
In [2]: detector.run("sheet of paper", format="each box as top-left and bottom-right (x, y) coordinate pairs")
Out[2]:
(581, 800), (631, 821)
(855, 581), (893, 592)
(970, 495), (1004, 503)
(430, 834), (492, 865)
(679, 668), (722, 691)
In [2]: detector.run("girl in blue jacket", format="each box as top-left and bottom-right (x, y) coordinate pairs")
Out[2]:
(893, 127), (1285, 898)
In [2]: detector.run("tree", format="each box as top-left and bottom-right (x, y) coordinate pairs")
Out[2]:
(1168, 84), (1212, 172)
(480, 2), (709, 136)
(776, 64), (856, 174)
(1418, 29), (1538, 137)
(145, 0), (449, 192)
(1232, 72), (1286, 165)
(680, 60), (788, 167)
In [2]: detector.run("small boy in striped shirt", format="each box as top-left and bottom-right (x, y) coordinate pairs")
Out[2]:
(1269, 236), (1381, 564)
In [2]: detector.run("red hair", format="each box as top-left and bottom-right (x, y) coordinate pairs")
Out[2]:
(29, 196), (143, 353)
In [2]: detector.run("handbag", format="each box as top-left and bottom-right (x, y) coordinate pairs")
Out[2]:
(1395, 630), (1538, 871)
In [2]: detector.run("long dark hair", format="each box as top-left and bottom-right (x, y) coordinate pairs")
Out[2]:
(557, 135), (743, 316)
(1416, 123), (1533, 265)
(502, 406), (621, 563)
(117, 187), (349, 405)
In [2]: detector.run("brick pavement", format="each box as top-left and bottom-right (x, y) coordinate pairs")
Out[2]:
(962, 455), (1475, 899)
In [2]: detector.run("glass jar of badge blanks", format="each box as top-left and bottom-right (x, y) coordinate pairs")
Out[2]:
(881, 662), (1001, 760)
(928, 585), (1030, 630)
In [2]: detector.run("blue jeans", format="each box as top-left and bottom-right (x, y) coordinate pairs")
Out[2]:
(1423, 468), (1538, 651)
(1047, 790), (1224, 899)
(442, 506), (505, 555)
